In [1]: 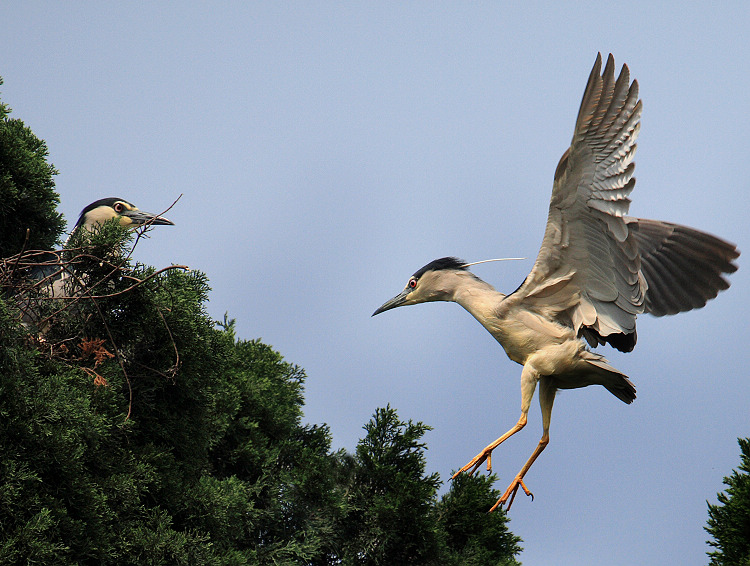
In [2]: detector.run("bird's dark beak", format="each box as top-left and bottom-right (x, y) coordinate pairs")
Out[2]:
(122, 209), (174, 226)
(372, 288), (410, 316)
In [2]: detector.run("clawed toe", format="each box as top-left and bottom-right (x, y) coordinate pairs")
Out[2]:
(489, 477), (533, 512)
(452, 448), (493, 479)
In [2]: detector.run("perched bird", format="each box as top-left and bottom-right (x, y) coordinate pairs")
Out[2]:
(35, 197), (174, 293)
(71, 197), (174, 235)
(373, 54), (739, 511)
(14, 197), (173, 326)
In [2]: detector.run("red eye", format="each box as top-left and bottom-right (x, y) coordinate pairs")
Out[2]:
(408, 279), (417, 288)
(114, 202), (124, 213)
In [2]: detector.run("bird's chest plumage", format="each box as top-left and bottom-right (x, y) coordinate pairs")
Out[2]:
(474, 305), (579, 369)
(454, 282), (579, 369)
(485, 317), (545, 365)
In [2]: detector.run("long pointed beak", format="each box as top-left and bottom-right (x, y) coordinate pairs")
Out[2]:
(372, 288), (410, 316)
(122, 209), (174, 226)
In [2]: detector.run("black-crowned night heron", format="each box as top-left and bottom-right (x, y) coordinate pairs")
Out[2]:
(373, 54), (739, 511)
(13, 197), (173, 326)
(37, 197), (174, 292)
(72, 197), (174, 235)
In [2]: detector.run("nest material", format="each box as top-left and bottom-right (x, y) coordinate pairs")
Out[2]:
(1, 225), (189, 421)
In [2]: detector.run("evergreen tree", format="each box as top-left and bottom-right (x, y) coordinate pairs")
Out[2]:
(706, 438), (750, 566)
(0, 76), (65, 258)
(334, 406), (522, 566)
(0, 229), (343, 564)
(0, 77), (342, 563)
(336, 406), (442, 564)
(437, 473), (522, 565)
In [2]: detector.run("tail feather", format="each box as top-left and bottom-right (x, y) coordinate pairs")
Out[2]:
(583, 351), (637, 404)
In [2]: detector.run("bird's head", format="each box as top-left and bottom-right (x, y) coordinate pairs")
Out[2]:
(74, 198), (174, 232)
(372, 257), (473, 316)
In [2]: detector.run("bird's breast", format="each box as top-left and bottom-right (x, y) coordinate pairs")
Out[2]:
(454, 285), (579, 367)
(475, 308), (578, 368)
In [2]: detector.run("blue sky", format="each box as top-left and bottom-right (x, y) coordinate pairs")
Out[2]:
(3, 3), (749, 564)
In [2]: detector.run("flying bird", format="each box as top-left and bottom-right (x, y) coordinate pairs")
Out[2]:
(373, 54), (739, 511)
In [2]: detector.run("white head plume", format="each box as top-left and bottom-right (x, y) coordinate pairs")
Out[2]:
(461, 257), (526, 268)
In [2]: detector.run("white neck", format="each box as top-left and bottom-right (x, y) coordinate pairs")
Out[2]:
(450, 272), (506, 322)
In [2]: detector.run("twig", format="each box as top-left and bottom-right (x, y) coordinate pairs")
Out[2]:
(1, 197), (188, 424)
(8, 229), (31, 279)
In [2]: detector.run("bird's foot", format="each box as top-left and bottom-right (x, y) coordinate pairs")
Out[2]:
(489, 476), (533, 512)
(451, 446), (495, 479)
(451, 415), (528, 481)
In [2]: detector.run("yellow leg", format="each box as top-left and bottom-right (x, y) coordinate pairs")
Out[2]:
(490, 376), (556, 511)
(452, 363), (539, 480)
(489, 433), (548, 511)
(451, 413), (527, 479)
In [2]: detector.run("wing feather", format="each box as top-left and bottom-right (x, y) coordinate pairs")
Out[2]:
(504, 53), (644, 349)
(502, 54), (739, 353)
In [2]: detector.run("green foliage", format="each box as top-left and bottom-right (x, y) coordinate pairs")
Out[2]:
(437, 473), (522, 565)
(0, 77), (65, 259)
(0, 250), (343, 564)
(333, 406), (521, 566)
(337, 406), (443, 565)
(706, 438), (750, 566)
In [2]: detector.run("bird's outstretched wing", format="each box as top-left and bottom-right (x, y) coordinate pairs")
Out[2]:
(504, 53), (645, 349)
(504, 54), (739, 352)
